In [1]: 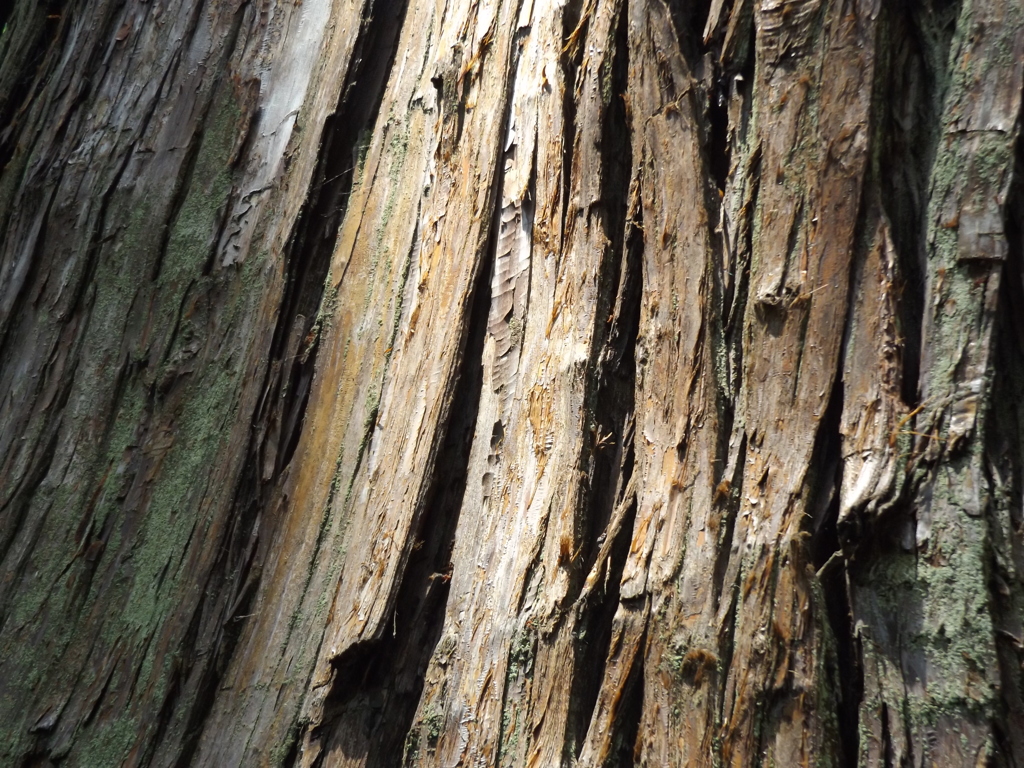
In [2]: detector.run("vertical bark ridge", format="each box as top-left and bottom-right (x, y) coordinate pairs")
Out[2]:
(836, 5), (957, 763)
(0, 0), (381, 763)
(577, 0), (880, 765)
(712, 3), (881, 765)
(157, 2), (411, 764)
(311, 0), (528, 658)
(617, 0), (724, 763)
(309, 3), (528, 763)
(293, 228), (492, 768)
(873, 0), (963, 411)
(190, 0), (469, 761)
(405, 0), (638, 763)
(848, 0), (1024, 763)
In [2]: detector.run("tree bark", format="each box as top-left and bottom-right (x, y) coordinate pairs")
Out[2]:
(0, 0), (1022, 766)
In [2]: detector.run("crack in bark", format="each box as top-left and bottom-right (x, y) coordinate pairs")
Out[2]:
(570, 20), (639, 738)
(304, 254), (489, 768)
(0, 0), (72, 176)
(876, 0), (963, 411)
(984, 110), (1024, 768)
(558, 0), (584, 258)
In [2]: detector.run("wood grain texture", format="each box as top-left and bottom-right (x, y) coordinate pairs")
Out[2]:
(0, 0), (1021, 765)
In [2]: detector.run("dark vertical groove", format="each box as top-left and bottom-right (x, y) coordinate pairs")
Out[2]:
(165, 2), (413, 764)
(804, 291), (860, 767)
(710, 15), (757, 619)
(820, 542), (862, 768)
(141, 588), (207, 768)
(984, 117), (1024, 768)
(705, 75), (730, 197)
(584, 0), (636, 571)
(614, 622), (647, 768)
(807, 382), (843, 568)
(0, 1), (16, 37)
(306, 171), (491, 768)
(570, 4), (639, 755)
(559, 0), (583, 250)
(711, 433), (744, 613)
(571, 495), (638, 762)
(0, 0), (70, 175)
(707, 3), (754, 636)
(692, 0), (733, 204)
(664, 0), (712, 69)
(875, 0), (962, 408)
(723, 142), (757, 371)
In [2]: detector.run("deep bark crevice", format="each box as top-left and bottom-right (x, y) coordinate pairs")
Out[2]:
(168, 492), (262, 768)
(0, 0), (70, 175)
(572, 490), (637, 759)
(664, 0), (713, 71)
(304, 190), (491, 768)
(568, 8), (640, 754)
(141, 589), (206, 768)
(711, 433), (744, 616)
(573, 362), (638, 761)
(582, 0), (636, 579)
(614, 619), (647, 768)
(721, 140), (758, 401)
(807, 385), (843, 568)
(805, 364), (860, 768)
(984, 117), (1024, 768)
(0, 2), (17, 38)
(705, 77), (730, 197)
(559, 0), (584, 252)
(701, 3), (744, 204)
(163, 2), (413, 761)
(875, 0), (962, 409)
(821, 558), (861, 768)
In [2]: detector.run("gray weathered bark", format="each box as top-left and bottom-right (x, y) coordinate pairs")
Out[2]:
(0, 0), (1022, 766)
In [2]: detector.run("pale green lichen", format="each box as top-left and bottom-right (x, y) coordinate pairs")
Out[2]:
(0, 83), (263, 766)
(423, 704), (444, 745)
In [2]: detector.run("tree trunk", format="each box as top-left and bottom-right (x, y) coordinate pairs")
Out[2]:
(1, 0), (1022, 765)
